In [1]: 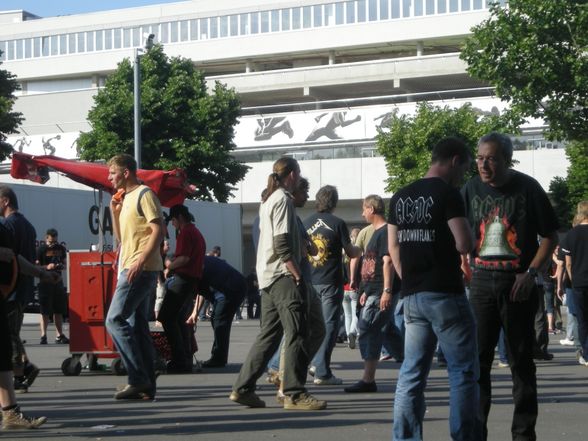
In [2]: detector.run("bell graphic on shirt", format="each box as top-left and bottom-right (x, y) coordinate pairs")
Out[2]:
(479, 216), (517, 260)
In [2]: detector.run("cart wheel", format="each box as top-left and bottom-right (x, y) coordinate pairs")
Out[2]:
(111, 358), (127, 376)
(61, 357), (82, 376)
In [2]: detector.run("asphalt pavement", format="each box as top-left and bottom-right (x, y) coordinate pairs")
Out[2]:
(10, 314), (588, 440)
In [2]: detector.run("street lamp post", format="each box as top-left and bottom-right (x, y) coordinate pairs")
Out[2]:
(133, 33), (155, 169)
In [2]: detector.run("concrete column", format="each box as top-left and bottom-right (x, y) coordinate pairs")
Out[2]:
(328, 51), (336, 65)
(245, 60), (253, 73)
(417, 41), (424, 57)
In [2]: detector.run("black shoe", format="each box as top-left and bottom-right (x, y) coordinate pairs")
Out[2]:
(55, 335), (70, 344)
(13, 378), (28, 394)
(533, 351), (554, 361)
(201, 359), (226, 368)
(23, 363), (40, 388)
(40, 335), (47, 345)
(344, 380), (377, 393)
(166, 360), (193, 374)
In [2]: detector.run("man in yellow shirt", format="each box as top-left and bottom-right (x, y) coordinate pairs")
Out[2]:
(105, 154), (164, 400)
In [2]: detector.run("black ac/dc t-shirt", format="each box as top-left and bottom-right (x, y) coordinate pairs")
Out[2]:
(304, 212), (351, 285)
(388, 177), (465, 297)
(561, 225), (588, 288)
(461, 171), (559, 272)
(360, 224), (389, 296)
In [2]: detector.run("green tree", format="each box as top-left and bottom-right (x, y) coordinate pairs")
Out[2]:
(548, 176), (572, 230)
(78, 45), (248, 202)
(0, 53), (23, 162)
(461, 0), (588, 142)
(376, 102), (521, 193)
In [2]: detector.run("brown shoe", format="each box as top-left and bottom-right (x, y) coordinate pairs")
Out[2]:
(283, 392), (327, 410)
(229, 390), (266, 408)
(2, 407), (47, 429)
(114, 384), (153, 400)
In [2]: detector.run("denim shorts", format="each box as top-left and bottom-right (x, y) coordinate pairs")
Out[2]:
(358, 295), (391, 360)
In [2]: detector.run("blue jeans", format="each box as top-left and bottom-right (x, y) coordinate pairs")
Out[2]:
(497, 328), (508, 363)
(381, 296), (405, 361)
(311, 283), (343, 379)
(393, 292), (481, 441)
(106, 269), (158, 387)
(342, 289), (359, 338)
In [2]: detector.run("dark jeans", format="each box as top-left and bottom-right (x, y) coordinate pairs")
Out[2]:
(157, 275), (195, 367)
(209, 291), (244, 364)
(572, 287), (588, 358)
(233, 275), (309, 396)
(0, 296), (13, 371)
(6, 301), (26, 373)
(533, 285), (549, 355)
(469, 270), (537, 441)
(247, 292), (261, 319)
(311, 283), (343, 379)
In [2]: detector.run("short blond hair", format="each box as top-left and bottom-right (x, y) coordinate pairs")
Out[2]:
(107, 154), (137, 173)
(576, 200), (588, 223)
(363, 194), (385, 216)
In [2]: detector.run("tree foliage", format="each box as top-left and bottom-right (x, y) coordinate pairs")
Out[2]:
(0, 53), (23, 162)
(376, 102), (522, 193)
(461, 0), (588, 142)
(78, 45), (248, 202)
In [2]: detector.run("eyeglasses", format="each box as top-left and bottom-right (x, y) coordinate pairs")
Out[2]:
(475, 156), (500, 165)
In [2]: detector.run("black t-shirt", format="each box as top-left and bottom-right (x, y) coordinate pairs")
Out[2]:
(561, 225), (588, 288)
(37, 243), (67, 272)
(304, 212), (351, 285)
(388, 177), (465, 297)
(0, 223), (18, 290)
(360, 224), (388, 296)
(557, 245), (572, 289)
(461, 171), (559, 272)
(2, 213), (36, 303)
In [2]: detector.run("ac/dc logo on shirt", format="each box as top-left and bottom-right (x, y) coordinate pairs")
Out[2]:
(394, 196), (434, 224)
(470, 194), (526, 224)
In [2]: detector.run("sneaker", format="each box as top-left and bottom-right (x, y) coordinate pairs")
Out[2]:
(283, 392), (327, 410)
(229, 390), (266, 408)
(348, 333), (356, 350)
(314, 375), (343, 385)
(276, 390), (285, 404)
(577, 350), (588, 366)
(308, 366), (316, 377)
(497, 361), (509, 368)
(39, 335), (47, 345)
(13, 378), (28, 394)
(2, 407), (47, 429)
(114, 383), (154, 400)
(560, 338), (575, 346)
(55, 335), (70, 344)
(344, 380), (378, 393)
(266, 369), (281, 387)
(23, 363), (40, 388)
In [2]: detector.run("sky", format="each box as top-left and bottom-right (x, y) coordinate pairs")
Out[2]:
(1, 0), (187, 18)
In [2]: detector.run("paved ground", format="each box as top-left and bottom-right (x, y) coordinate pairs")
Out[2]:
(9, 315), (588, 440)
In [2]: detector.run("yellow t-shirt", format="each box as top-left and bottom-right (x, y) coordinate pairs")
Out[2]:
(119, 185), (163, 271)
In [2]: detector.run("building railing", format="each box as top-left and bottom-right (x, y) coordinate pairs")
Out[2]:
(0, 0), (505, 62)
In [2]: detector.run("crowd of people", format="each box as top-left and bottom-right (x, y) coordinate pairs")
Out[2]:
(0, 133), (586, 440)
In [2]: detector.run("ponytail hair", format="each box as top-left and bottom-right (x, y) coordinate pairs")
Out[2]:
(262, 157), (299, 202)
